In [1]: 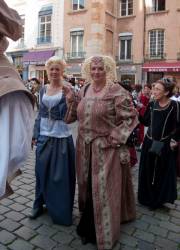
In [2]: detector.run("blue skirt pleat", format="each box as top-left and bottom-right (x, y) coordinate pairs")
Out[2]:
(35, 135), (75, 225)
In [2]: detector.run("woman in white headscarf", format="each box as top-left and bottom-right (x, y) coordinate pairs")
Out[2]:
(0, 0), (34, 199)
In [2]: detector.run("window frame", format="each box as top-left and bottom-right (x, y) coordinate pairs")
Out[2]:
(38, 14), (52, 44)
(119, 33), (132, 61)
(72, 0), (85, 11)
(70, 30), (84, 58)
(149, 29), (165, 58)
(152, 0), (166, 12)
(120, 0), (133, 17)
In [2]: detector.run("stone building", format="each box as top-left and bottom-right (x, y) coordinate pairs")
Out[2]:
(64, 0), (180, 84)
(5, 0), (180, 84)
(5, 0), (64, 83)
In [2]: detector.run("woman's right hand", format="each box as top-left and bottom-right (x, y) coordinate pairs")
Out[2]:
(31, 139), (37, 149)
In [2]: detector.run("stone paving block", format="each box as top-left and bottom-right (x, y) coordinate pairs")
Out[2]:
(30, 234), (56, 249)
(155, 236), (178, 250)
(0, 205), (10, 215)
(168, 231), (180, 243)
(70, 238), (83, 249)
(14, 196), (30, 205)
(9, 193), (19, 199)
(52, 224), (74, 234)
(0, 214), (5, 221)
(149, 225), (168, 237)
(5, 211), (25, 222)
(0, 198), (13, 206)
(130, 219), (149, 231)
(120, 245), (134, 250)
(141, 214), (159, 225)
(0, 218), (21, 232)
(14, 226), (37, 240)
(20, 217), (42, 230)
(53, 245), (76, 250)
(175, 200), (180, 206)
(21, 207), (32, 216)
(0, 244), (8, 250)
(37, 224), (58, 237)
(25, 201), (34, 208)
(19, 184), (34, 191)
(154, 211), (170, 221)
(119, 232), (138, 247)
(36, 213), (54, 226)
(120, 223), (136, 235)
(137, 240), (157, 250)
(133, 229), (155, 243)
(8, 239), (34, 250)
(15, 189), (30, 197)
(0, 230), (16, 244)
(136, 205), (155, 216)
(159, 221), (180, 233)
(11, 180), (23, 186)
(169, 210), (180, 219)
(170, 216), (180, 225)
(9, 203), (26, 212)
(52, 231), (74, 245)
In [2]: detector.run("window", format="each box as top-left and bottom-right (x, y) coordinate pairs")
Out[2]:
(119, 34), (132, 61)
(149, 30), (164, 58)
(120, 0), (133, 16)
(72, 0), (85, 11)
(38, 6), (52, 44)
(152, 0), (165, 12)
(70, 30), (84, 58)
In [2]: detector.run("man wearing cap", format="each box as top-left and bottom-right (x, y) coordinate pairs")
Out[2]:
(0, 0), (34, 199)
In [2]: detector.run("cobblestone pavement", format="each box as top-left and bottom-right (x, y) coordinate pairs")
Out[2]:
(0, 123), (180, 250)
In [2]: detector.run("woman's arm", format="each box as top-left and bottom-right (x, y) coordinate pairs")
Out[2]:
(138, 102), (152, 126)
(109, 91), (139, 145)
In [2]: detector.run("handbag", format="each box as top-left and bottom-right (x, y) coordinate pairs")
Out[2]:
(148, 140), (164, 156)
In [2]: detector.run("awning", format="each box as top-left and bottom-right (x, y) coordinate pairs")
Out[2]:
(142, 62), (180, 72)
(23, 50), (55, 65)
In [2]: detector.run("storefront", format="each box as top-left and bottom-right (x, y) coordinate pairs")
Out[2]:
(6, 50), (28, 80)
(116, 64), (142, 85)
(142, 61), (180, 84)
(23, 49), (55, 84)
(65, 63), (82, 81)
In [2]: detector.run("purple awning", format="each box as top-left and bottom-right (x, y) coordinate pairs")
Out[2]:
(23, 50), (55, 65)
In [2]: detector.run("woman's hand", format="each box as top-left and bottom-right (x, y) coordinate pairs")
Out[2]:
(63, 85), (75, 103)
(31, 139), (37, 149)
(170, 139), (178, 150)
(109, 135), (120, 147)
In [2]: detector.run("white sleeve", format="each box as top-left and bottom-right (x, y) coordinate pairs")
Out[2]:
(0, 92), (34, 197)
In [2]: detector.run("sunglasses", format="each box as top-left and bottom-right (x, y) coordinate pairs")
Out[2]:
(159, 77), (174, 85)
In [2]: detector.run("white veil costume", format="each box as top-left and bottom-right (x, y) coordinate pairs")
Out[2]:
(0, 0), (34, 199)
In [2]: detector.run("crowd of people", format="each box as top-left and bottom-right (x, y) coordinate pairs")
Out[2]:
(1, 1), (180, 250)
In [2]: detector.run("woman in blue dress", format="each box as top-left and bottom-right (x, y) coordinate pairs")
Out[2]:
(29, 56), (75, 225)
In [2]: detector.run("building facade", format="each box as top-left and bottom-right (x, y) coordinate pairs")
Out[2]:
(5, 0), (64, 83)
(64, 0), (180, 85)
(5, 0), (180, 85)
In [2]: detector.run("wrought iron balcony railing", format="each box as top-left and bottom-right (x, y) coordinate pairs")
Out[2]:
(66, 51), (86, 60)
(37, 36), (51, 44)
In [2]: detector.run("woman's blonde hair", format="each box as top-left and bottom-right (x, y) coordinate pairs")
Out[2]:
(81, 55), (117, 83)
(45, 56), (66, 71)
